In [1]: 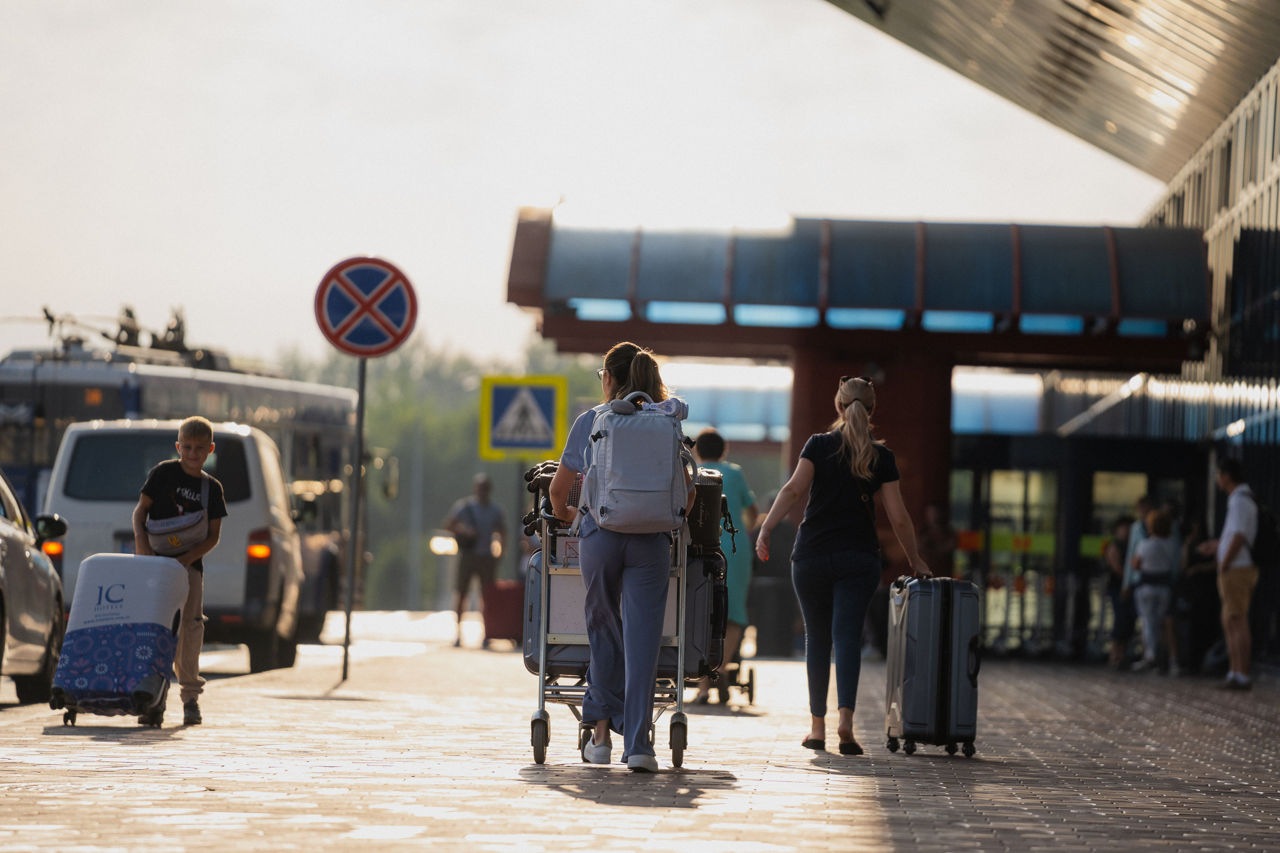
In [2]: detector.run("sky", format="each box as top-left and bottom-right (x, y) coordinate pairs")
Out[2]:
(0, 0), (1166, 368)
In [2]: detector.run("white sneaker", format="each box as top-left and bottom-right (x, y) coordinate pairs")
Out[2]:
(626, 754), (659, 773)
(582, 733), (611, 765)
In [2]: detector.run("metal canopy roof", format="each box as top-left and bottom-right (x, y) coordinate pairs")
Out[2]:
(507, 208), (1209, 370)
(825, 0), (1280, 181)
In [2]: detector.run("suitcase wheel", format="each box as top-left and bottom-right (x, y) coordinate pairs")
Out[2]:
(962, 742), (976, 758)
(62, 710), (77, 727)
(886, 736), (899, 753)
(903, 739), (916, 756)
(946, 743), (958, 755)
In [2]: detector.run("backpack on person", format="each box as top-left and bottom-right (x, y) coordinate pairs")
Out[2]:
(1251, 502), (1280, 571)
(576, 392), (695, 534)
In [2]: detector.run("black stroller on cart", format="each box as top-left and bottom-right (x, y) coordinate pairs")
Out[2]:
(519, 460), (729, 766)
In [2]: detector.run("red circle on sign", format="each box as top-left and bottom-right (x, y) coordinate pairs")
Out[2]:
(315, 257), (417, 358)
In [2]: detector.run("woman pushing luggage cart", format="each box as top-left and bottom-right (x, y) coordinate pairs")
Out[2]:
(530, 342), (710, 771)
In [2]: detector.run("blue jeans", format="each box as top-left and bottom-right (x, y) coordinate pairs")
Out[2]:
(579, 528), (671, 760)
(792, 549), (881, 717)
(1133, 583), (1172, 664)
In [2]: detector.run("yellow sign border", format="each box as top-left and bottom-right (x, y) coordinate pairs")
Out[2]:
(478, 374), (568, 461)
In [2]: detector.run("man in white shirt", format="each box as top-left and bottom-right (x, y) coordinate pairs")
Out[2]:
(1198, 458), (1259, 690)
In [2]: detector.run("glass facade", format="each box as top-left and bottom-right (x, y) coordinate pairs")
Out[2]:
(1141, 58), (1280, 665)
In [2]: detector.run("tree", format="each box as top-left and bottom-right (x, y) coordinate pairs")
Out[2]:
(278, 334), (599, 610)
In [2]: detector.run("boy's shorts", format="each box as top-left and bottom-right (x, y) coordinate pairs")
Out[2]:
(1218, 565), (1259, 621)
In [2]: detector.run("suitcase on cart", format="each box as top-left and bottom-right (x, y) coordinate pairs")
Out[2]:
(885, 575), (981, 756)
(483, 579), (524, 643)
(50, 554), (188, 727)
(521, 538), (726, 681)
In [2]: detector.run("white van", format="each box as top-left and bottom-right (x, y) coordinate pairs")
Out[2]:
(44, 420), (303, 672)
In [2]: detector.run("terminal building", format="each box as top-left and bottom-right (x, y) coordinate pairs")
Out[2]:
(505, 2), (1280, 667)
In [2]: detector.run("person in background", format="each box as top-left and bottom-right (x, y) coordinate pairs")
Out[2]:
(1122, 494), (1154, 592)
(445, 473), (506, 648)
(755, 376), (930, 756)
(691, 428), (758, 704)
(1129, 508), (1179, 673)
(1103, 515), (1135, 668)
(917, 502), (957, 579)
(1198, 458), (1260, 690)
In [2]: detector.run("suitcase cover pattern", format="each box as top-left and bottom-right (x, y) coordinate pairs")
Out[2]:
(52, 554), (188, 716)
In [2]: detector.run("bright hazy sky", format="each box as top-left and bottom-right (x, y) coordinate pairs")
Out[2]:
(0, 0), (1165, 367)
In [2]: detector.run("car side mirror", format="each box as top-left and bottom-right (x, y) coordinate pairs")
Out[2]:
(34, 513), (68, 544)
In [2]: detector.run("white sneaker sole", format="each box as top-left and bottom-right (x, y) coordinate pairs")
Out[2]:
(626, 754), (659, 773)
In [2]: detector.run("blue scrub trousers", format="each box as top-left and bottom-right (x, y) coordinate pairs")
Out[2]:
(579, 527), (671, 760)
(792, 549), (881, 716)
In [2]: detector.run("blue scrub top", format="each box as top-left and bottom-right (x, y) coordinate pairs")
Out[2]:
(560, 407), (601, 537)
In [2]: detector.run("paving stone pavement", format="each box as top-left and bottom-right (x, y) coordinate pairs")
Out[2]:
(1, 612), (1278, 851)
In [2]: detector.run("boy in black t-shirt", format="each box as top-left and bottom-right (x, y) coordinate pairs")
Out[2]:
(132, 416), (228, 726)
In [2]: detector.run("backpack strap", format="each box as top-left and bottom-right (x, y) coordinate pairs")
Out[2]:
(199, 471), (210, 511)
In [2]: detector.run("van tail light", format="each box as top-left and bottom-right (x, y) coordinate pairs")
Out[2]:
(244, 528), (273, 612)
(247, 528), (272, 562)
(42, 540), (65, 575)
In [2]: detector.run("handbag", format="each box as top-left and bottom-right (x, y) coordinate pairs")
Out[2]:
(145, 474), (210, 556)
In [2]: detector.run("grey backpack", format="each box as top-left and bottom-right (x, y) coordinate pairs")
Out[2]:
(577, 392), (694, 534)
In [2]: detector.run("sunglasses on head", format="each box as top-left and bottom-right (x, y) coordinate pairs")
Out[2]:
(841, 375), (872, 384)
(596, 367), (607, 379)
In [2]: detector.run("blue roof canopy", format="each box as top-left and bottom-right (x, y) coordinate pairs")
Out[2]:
(537, 217), (1208, 336)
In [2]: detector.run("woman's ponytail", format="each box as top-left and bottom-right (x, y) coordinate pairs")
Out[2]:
(832, 377), (881, 479)
(605, 341), (668, 402)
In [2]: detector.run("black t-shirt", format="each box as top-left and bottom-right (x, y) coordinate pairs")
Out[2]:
(141, 460), (228, 570)
(792, 432), (899, 561)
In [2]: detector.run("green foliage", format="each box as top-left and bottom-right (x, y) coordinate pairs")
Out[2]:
(280, 334), (602, 610)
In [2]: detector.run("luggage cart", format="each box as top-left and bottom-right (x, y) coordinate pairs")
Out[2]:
(521, 462), (691, 767)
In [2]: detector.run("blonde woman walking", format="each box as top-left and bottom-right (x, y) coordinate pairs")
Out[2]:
(755, 376), (930, 755)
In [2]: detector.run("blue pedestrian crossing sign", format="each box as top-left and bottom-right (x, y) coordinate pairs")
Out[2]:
(479, 375), (568, 461)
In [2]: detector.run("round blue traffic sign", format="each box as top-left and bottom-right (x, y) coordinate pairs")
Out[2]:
(315, 257), (417, 357)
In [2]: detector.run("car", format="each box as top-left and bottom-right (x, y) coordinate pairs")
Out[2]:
(43, 420), (304, 673)
(0, 466), (67, 704)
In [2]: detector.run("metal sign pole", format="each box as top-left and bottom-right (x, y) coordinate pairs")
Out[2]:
(341, 357), (367, 682)
(316, 256), (415, 681)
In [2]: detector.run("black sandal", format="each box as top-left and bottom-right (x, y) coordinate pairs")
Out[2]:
(802, 738), (825, 751)
(838, 739), (864, 756)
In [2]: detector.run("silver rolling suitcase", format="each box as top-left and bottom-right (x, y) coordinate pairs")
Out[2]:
(885, 576), (981, 756)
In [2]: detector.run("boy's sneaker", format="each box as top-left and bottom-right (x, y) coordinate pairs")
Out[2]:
(627, 754), (659, 773)
(183, 700), (202, 726)
(581, 733), (611, 764)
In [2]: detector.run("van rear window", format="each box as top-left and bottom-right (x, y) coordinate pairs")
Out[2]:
(62, 434), (251, 502)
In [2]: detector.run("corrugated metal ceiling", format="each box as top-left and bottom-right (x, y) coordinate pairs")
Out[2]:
(825, 0), (1280, 181)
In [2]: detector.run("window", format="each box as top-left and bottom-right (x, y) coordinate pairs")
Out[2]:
(1244, 110), (1260, 187)
(1218, 136), (1234, 213)
(63, 434), (250, 502)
